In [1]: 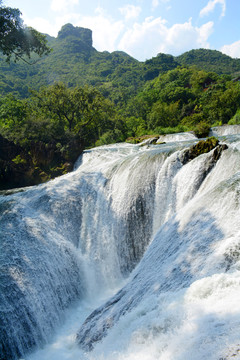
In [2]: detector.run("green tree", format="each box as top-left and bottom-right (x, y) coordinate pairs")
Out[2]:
(0, 1), (50, 62)
(0, 94), (27, 140)
(30, 83), (114, 144)
(229, 109), (240, 125)
(147, 101), (180, 129)
(124, 116), (147, 137)
(200, 81), (240, 124)
(190, 70), (218, 94)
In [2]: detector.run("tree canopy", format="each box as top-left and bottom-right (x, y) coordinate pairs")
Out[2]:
(1, 21), (240, 188)
(0, 1), (50, 63)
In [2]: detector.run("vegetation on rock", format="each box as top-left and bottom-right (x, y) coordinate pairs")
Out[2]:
(181, 136), (228, 165)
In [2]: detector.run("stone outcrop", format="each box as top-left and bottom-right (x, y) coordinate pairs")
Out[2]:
(57, 24), (94, 55)
(58, 24), (93, 46)
(180, 137), (228, 165)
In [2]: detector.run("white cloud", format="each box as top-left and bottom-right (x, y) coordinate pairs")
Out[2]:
(22, 12), (81, 37)
(152, 0), (171, 11)
(119, 5), (142, 21)
(76, 9), (124, 52)
(51, 0), (79, 12)
(118, 17), (166, 59)
(22, 6), (215, 61)
(200, 0), (226, 18)
(164, 19), (214, 53)
(118, 17), (214, 60)
(152, 0), (159, 9)
(23, 8), (124, 52)
(197, 21), (214, 44)
(221, 41), (240, 59)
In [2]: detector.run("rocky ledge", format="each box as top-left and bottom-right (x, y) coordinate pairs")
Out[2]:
(0, 135), (84, 190)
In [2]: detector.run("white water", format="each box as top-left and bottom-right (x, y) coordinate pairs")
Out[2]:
(209, 125), (240, 137)
(1, 136), (240, 360)
(156, 132), (197, 143)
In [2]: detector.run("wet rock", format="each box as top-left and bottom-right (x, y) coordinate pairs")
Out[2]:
(180, 137), (227, 165)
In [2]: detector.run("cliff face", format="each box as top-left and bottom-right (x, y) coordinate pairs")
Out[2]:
(56, 24), (94, 54)
(0, 135), (84, 190)
(57, 24), (93, 47)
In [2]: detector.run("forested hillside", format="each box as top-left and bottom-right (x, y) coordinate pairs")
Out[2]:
(1, 23), (240, 189)
(0, 24), (180, 101)
(1, 24), (240, 99)
(176, 48), (240, 76)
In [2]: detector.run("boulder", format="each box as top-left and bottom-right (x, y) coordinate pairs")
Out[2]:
(180, 137), (227, 165)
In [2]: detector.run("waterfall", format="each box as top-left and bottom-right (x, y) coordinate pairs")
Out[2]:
(156, 131), (197, 143)
(1, 135), (240, 360)
(209, 124), (240, 137)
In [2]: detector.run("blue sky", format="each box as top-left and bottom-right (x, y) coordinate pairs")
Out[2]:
(4, 0), (240, 61)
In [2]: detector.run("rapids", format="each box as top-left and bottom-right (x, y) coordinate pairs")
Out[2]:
(1, 133), (240, 360)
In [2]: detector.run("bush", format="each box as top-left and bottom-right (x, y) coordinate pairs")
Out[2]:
(11, 154), (27, 164)
(228, 109), (240, 125)
(181, 112), (205, 127)
(153, 124), (186, 135)
(95, 129), (124, 146)
(193, 121), (211, 138)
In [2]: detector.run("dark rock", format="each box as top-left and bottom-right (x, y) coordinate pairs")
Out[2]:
(212, 144), (228, 161)
(76, 290), (125, 351)
(0, 135), (84, 190)
(30, 141), (61, 167)
(178, 138), (228, 193)
(0, 135), (22, 161)
(0, 135), (33, 189)
(180, 137), (225, 165)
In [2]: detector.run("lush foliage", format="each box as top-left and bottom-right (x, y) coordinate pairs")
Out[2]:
(121, 66), (240, 138)
(0, 83), (120, 188)
(0, 1), (50, 63)
(1, 21), (240, 188)
(1, 66), (240, 149)
(0, 83), (117, 147)
(176, 49), (240, 76)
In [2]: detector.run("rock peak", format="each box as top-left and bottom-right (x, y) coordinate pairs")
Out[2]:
(57, 24), (93, 47)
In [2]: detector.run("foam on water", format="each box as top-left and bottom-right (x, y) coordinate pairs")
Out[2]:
(1, 136), (240, 360)
(209, 125), (240, 137)
(76, 139), (240, 359)
(156, 132), (197, 143)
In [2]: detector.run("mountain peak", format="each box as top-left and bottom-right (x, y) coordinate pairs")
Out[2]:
(57, 24), (93, 47)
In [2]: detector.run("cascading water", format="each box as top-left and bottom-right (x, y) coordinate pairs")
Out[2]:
(156, 131), (197, 143)
(0, 142), (174, 359)
(1, 133), (240, 360)
(209, 124), (240, 137)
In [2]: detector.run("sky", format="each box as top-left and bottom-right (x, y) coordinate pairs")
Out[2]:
(4, 0), (240, 61)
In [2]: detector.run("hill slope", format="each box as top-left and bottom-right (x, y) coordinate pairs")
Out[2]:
(176, 48), (240, 75)
(1, 24), (240, 101)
